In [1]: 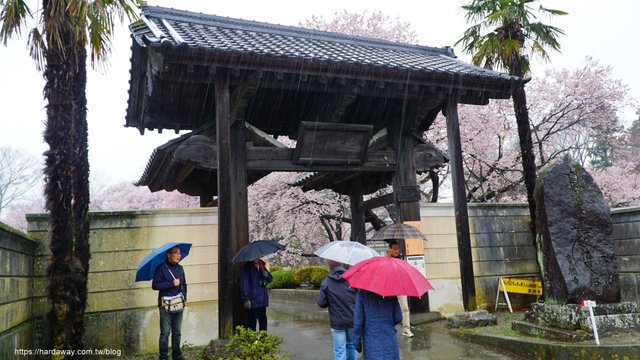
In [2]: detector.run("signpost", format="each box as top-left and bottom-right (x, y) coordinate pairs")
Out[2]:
(581, 300), (600, 345)
(495, 277), (543, 313)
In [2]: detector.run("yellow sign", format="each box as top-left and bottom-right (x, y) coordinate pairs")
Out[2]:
(498, 277), (543, 296)
(403, 220), (425, 256)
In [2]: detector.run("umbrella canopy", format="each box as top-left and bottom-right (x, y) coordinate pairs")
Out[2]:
(135, 242), (192, 282)
(314, 240), (380, 265)
(342, 256), (434, 297)
(370, 223), (427, 241)
(232, 240), (285, 264)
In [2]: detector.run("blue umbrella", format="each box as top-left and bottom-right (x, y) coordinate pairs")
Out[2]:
(135, 242), (192, 282)
(232, 240), (285, 264)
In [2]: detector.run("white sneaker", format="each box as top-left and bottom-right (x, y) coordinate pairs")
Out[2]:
(403, 329), (414, 338)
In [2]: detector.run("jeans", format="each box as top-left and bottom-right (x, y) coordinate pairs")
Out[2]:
(159, 308), (183, 360)
(331, 328), (356, 360)
(246, 306), (268, 331)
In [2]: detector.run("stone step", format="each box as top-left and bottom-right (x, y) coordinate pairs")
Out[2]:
(447, 310), (497, 329)
(579, 313), (640, 336)
(512, 320), (593, 342)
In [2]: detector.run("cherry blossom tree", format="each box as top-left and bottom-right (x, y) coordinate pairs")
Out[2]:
(590, 111), (640, 207)
(91, 181), (199, 210)
(2, 181), (199, 231)
(300, 10), (417, 43)
(248, 172), (351, 267)
(425, 58), (636, 204)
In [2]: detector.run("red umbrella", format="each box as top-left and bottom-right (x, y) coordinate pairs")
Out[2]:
(342, 256), (434, 297)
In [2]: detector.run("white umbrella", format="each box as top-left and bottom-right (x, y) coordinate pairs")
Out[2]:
(314, 240), (380, 266)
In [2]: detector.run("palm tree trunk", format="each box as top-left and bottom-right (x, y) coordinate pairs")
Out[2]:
(70, 39), (91, 353)
(42, 3), (86, 356)
(43, 38), (77, 358)
(511, 82), (538, 237)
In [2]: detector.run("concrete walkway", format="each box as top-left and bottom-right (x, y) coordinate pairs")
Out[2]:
(268, 308), (519, 360)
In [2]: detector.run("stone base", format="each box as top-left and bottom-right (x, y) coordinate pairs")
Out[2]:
(512, 320), (593, 342)
(447, 310), (497, 329)
(524, 302), (640, 339)
(579, 313), (640, 336)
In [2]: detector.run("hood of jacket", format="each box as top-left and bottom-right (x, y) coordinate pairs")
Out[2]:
(328, 265), (347, 282)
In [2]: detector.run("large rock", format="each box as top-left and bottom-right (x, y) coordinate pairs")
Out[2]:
(534, 156), (620, 303)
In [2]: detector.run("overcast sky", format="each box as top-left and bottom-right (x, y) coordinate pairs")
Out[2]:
(0, 0), (638, 184)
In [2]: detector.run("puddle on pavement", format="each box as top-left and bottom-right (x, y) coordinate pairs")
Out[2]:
(268, 308), (520, 359)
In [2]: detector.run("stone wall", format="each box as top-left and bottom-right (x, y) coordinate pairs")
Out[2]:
(422, 204), (640, 315)
(0, 222), (38, 357)
(22, 208), (219, 355)
(421, 203), (537, 314)
(612, 207), (640, 304)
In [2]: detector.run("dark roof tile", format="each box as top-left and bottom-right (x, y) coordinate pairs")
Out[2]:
(132, 6), (523, 84)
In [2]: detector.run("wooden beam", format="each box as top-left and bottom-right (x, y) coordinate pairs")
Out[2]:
(361, 193), (394, 211)
(445, 94), (477, 311)
(391, 99), (431, 314)
(245, 122), (287, 148)
(350, 180), (366, 244)
(216, 69), (248, 338)
(329, 85), (361, 123)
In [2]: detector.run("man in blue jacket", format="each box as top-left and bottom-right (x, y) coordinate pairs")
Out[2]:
(317, 260), (357, 360)
(152, 246), (187, 360)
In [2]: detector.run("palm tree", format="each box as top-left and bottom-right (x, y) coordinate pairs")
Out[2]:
(456, 0), (566, 236)
(1, 0), (139, 353)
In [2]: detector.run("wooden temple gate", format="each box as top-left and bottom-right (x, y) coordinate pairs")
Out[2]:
(125, 6), (527, 338)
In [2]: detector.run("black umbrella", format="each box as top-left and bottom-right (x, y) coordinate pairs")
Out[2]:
(370, 223), (427, 241)
(232, 240), (285, 263)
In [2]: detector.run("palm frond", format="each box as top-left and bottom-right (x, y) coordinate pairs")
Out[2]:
(85, 0), (140, 67)
(0, 0), (32, 45)
(527, 22), (564, 52)
(538, 5), (568, 17)
(27, 26), (46, 71)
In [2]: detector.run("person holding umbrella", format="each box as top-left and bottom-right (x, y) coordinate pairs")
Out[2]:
(234, 240), (284, 332)
(316, 259), (357, 360)
(353, 289), (402, 359)
(388, 240), (414, 338)
(342, 255), (434, 360)
(151, 245), (188, 360)
(241, 257), (273, 331)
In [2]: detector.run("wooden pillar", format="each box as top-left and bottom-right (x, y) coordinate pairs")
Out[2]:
(444, 94), (477, 311)
(391, 107), (430, 313)
(350, 179), (366, 244)
(216, 69), (250, 338)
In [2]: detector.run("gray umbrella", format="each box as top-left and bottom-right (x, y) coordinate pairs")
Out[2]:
(370, 223), (427, 241)
(232, 240), (285, 263)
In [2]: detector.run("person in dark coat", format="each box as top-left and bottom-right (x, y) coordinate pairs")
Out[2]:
(152, 246), (188, 360)
(241, 258), (273, 331)
(353, 289), (402, 360)
(317, 260), (357, 360)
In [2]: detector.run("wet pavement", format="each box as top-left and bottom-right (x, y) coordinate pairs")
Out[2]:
(268, 308), (520, 360)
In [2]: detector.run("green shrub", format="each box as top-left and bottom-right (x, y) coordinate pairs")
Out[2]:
(222, 326), (287, 360)
(310, 267), (329, 287)
(269, 265), (283, 273)
(293, 266), (328, 288)
(267, 269), (300, 289)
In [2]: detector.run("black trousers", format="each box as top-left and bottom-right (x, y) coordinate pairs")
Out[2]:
(246, 306), (267, 331)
